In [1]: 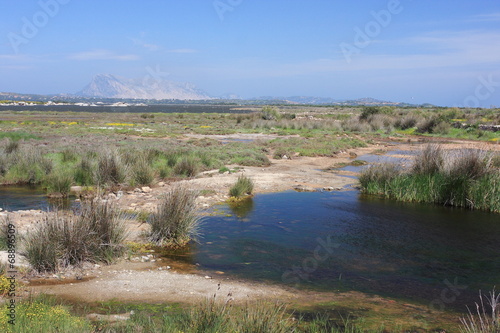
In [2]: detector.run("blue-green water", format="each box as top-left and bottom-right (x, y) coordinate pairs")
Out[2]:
(0, 186), (75, 211)
(170, 190), (500, 310)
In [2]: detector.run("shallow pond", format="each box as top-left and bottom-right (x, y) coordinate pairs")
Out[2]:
(0, 186), (75, 211)
(167, 190), (500, 311)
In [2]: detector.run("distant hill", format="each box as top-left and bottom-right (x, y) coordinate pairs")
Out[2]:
(77, 74), (212, 100)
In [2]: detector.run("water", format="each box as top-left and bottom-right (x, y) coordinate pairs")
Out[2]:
(0, 186), (75, 211)
(337, 153), (409, 173)
(176, 191), (500, 310)
(0, 104), (253, 114)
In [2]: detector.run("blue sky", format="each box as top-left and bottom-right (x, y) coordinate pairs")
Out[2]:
(1, 0), (499, 106)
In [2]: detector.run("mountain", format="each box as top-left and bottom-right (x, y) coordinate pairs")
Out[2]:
(77, 74), (212, 100)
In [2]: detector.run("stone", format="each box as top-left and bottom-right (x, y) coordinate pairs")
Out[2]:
(141, 186), (152, 193)
(70, 186), (83, 194)
(158, 182), (165, 187)
(323, 187), (335, 191)
(293, 185), (316, 192)
(133, 188), (141, 193)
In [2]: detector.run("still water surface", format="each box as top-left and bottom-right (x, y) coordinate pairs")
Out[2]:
(168, 190), (500, 310)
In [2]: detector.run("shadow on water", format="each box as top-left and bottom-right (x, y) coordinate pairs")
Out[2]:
(165, 190), (500, 311)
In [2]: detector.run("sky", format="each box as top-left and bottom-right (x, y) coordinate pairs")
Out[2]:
(1, 0), (499, 107)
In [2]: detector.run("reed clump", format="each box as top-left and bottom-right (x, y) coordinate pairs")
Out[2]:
(360, 145), (500, 212)
(148, 185), (201, 246)
(229, 175), (254, 198)
(23, 201), (127, 272)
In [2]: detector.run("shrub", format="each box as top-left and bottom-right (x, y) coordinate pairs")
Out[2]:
(396, 115), (420, 130)
(23, 202), (127, 272)
(433, 121), (451, 135)
(0, 217), (12, 251)
(44, 170), (73, 196)
(229, 175), (254, 198)
(148, 185), (201, 246)
(74, 157), (95, 186)
(4, 138), (19, 154)
(96, 149), (127, 185)
(261, 106), (281, 120)
(174, 156), (201, 177)
(412, 144), (444, 174)
(23, 215), (60, 272)
(132, 155), (155, 185)
(416, 117), (438, 133)
(445, 149), (492, 180)
(359, 106), (381, 120)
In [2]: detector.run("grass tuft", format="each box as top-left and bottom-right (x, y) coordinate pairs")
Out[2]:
(148, 185), (201, 246)
(229, 175), (254, 198)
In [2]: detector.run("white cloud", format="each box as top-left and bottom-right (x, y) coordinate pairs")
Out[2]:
(69, 50), (139, 61)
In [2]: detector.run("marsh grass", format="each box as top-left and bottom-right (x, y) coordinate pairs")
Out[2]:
(44, 169), (73, 196)
(460, 289), (499, 333)
(131, 154), (155, 185)
(148, 185), (201, 246)
(96, 149), (127, 185)
(229, 175), (254, 198)
(360, 145), (500, 212)
(23, 201), (127, 272)
(173, 155), (201, 177)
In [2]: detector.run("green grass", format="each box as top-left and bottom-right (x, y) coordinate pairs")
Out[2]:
(359, 145), (500, 213)
(0, 295), (92, 332)
(0, 131), (40, 141)
(229, 175), (254, 198)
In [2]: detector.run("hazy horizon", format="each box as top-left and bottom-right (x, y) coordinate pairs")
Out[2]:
(1, 0), (499, 107)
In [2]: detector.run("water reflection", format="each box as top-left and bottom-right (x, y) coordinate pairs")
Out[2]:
(228, 197), (254, 219)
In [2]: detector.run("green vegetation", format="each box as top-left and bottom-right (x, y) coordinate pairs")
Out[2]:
(148, 185), (201, 246)
(0, 295), (92, 332)
(229, 175), (254, 198)
(360, 145), (500, 212)
(23, 201), (127, 272)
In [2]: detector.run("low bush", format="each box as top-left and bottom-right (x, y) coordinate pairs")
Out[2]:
(148, 185), (201, 246)
(229, 175), (254, 198)
(44, 170), (73, 196)
(96, 149), (127, 185)
(131, 155), (155, 185)
(174, 156), (201, 177)
(23, 202), (127, 272)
